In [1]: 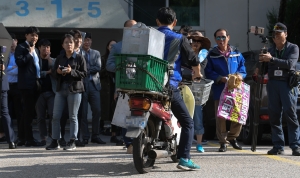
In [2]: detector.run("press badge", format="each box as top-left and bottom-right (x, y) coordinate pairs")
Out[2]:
(274, 70), (283, 76)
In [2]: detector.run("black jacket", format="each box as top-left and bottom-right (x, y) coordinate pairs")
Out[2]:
(15, 42), (42, 90)
(53, 52), (87, 93)
(266, 42), (299, 79)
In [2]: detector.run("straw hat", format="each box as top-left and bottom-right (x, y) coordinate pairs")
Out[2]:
(188, 31), (211, 50)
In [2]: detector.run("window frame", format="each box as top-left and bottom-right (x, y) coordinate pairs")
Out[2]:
(130, 0), (205, 31)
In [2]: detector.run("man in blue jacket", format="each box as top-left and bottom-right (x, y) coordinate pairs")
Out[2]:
(259, 22), (300, 156)
(205, 28), (247, 152)
(157, 7), (201, 170)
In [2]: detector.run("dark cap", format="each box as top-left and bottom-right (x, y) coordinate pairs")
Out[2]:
(85, 32), (92, 39)
(273, 22), (287, 32)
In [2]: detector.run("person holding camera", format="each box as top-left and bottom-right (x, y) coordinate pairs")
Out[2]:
(259, 22), (300, 156)
(46, 34), (87, 151)
(205, 28), (246, 152)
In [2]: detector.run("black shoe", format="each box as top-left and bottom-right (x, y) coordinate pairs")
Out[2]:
(25, 140), (44, 147)
(64, 140), (76, 151)
(41, 140), (47, 146)
(292, 148), (300, 156)
(75, 140), (85, 147)
(17, 140), (26, 146)
(267, 148), (284, 155)
(110, 136), (122, 143)
(91, 138), (106, 144)
(83, 139), (88, 145)
(9, 142), (16, 149)
(0, 136), (6, 142)
(219, 144), (227, 152)
(46, 140), (60, 150)
(229, 139), (243, 150)
(59, 138), (67, 147)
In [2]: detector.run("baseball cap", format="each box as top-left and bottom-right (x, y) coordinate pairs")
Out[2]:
(273, 22), (287, 32)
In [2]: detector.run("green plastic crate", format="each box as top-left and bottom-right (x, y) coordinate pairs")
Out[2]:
(115, 54), (168, 92)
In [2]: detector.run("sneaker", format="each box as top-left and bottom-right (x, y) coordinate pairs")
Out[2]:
(126, 145), (133, 154)
(292, 148), (300, 156)
(196, 144), (205, 153)
(75, 140), (85, 147)
(177, 158), (200, 170)
(202, 140), (208, 145)
(46, 140), (60, 150)
(59, 138), (67, 147)
(64, 140), (76, 151)
(267, 148), (284, 155)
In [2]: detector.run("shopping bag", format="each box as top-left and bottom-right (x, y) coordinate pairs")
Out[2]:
(217, 82), (250, 125)
(111, 94), (130, 128)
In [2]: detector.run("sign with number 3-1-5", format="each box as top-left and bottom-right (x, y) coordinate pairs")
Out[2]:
(0, 0), (129, 28)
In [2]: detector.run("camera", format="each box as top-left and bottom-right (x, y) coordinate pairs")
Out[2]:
(250, 26), (264, 35)
(0, 46), (6, 53)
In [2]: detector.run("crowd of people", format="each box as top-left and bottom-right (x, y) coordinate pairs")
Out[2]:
(0, 6), (299, 171)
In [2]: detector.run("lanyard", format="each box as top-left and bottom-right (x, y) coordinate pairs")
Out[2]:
(275, 47), (285, 58)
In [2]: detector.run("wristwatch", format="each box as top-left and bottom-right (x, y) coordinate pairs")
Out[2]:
(270, 57), (274, 63)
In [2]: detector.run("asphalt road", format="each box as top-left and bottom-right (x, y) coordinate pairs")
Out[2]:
(0, 134), (300, 178)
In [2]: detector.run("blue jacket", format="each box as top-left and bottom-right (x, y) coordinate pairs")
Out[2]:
(205, 46), (247, 100)
(158, 26), (199, 87)
(106, 41), (122, 73)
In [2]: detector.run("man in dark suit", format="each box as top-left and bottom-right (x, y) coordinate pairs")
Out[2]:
(14, 26), (43, 147)
(79, 33), (105, 144)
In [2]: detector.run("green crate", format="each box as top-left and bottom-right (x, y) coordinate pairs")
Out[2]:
(115, 54), (168, 92)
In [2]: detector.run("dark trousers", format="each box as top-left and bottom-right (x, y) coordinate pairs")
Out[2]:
(122, 128), (133, 147)
(20, 87), (39, 141)
(7, 83), (22, 138)
(1, 91), (16, 143)
(171, 87), (194, 159)
(267, 80), (300, 150)
(35, 91), (55, 140)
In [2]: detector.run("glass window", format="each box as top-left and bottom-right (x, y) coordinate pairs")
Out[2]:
(133, 0), (165, 26)
(169, 0), (200, 26)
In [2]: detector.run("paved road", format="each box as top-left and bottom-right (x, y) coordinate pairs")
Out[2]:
(0, 134), (300, 178)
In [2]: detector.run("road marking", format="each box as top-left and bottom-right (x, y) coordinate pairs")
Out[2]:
(208, 143), (300, 167)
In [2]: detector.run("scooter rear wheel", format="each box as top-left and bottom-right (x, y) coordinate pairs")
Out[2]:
(133, 119), (155, 174)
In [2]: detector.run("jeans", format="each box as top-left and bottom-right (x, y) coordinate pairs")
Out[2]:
(193, 105), (204, 135)
(267, 80), (300, 150)
(122, 128), (133, 147)
(1, 91), (16, 143)
(52, 83), (82, 140)
(79, 80), (101, 140)
(171, 87), (194, 159)
(35, 91), (55, 140)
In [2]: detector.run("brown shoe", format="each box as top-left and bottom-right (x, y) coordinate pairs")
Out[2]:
(126, 145), (133, 154)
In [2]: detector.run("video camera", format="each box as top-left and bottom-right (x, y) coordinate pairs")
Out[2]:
(249, 26), (269, 54)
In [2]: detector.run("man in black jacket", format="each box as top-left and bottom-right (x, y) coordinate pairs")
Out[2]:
(259, 22), (300, 156)
(15, 26), (43, 147)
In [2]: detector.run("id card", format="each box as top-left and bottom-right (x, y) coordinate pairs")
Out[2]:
(274, 70), (283, 76)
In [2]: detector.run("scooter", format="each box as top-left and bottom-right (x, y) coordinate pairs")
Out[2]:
(118, 89), (180, 174)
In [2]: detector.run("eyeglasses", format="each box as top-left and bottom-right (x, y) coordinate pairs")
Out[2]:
(273, 25), (285, 31)
(192, 39), (201, 43)
(216, 36), (226, 41)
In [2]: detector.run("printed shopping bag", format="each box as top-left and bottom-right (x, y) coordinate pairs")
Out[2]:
(217, 82), (250, 125)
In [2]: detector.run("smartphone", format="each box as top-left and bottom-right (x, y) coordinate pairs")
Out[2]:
(59, 66), (65, 70)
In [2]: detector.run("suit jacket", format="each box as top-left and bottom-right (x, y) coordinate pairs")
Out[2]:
(14, 42), (42, 90)
(84, 48), (101, 91)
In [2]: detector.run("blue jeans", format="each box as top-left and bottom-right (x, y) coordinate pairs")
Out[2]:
(52, 83), (82, 140)
(171, 87), (194, 159)
(193, 105), (204, 135)
(267, 80), (300, 150)
(122, 128), (133, 147)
